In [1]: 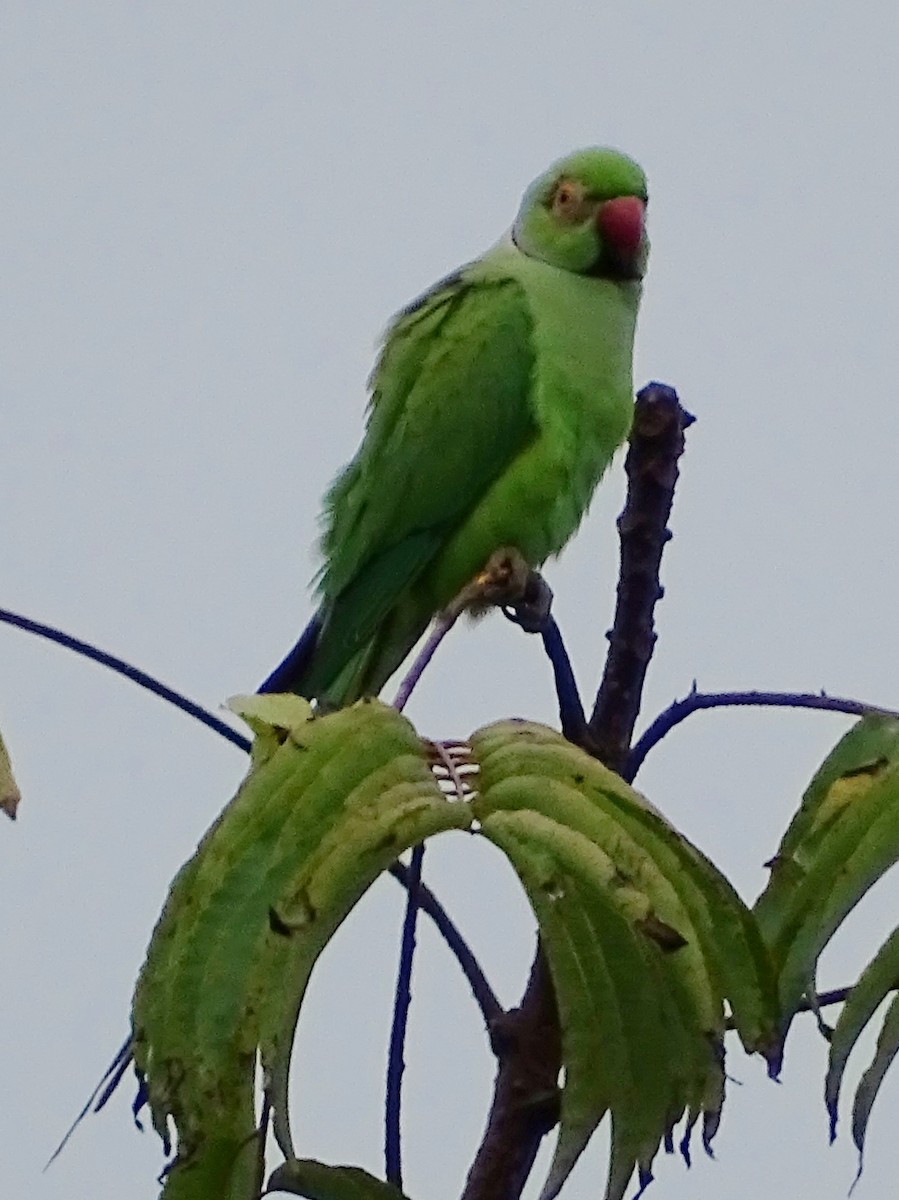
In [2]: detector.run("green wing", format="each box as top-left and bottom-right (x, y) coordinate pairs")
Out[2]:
(305, 268), (538, 699)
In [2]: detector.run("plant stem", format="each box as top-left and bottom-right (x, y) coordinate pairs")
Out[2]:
(0, 606), (250, 752)
(628, 688), (899, 780)
(460, 382), (692, 1200)
(388, 861), (502, 1025)
(539, 617), (590, 745)
(385, 842), (425, 1187)
(589, 383), (692, 779)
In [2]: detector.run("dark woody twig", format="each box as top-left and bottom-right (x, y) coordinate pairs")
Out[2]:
(590, 383), (693, 780)
(460, 382), (692, 1200)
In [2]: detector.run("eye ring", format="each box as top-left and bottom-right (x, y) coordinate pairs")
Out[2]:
(550, 178), (587, 220)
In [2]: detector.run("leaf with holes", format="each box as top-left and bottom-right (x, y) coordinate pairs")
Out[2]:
(132, 698), (470, 1198)
(469, 719), (778, 1200)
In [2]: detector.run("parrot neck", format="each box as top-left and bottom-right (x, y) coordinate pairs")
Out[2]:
(494, 235), (639, 465)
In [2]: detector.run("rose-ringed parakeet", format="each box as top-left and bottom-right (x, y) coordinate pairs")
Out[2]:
(261, 147), (649, 707)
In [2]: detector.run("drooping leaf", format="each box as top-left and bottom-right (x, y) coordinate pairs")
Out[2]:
(473, 721), (778, 1055)
(132, 698), (469, 1197)
(851, 993), (899, 1166)
(133, 704), (783, 1200)
(754, 715), (899, 1055)
(480, 810), (683, 1200)
(266, 1157), (411, 1200)
(469, 720), (778, 1200)
(825, 924), (899, 1143)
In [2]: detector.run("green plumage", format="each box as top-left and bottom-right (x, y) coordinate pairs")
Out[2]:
(263, 147), (649, 706)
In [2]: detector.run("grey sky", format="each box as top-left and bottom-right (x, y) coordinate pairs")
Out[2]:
(3, 2), (899, 1197)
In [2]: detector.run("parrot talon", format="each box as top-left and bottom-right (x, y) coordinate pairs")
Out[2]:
(503, 570), (553, 634)
(446, 547), (534, 618)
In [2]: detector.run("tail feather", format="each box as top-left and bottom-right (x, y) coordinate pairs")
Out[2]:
(257, 612), (323, 694)
(259, 602), (430, 708)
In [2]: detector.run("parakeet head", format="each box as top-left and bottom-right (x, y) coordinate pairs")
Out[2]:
(513, 147), (648, 280)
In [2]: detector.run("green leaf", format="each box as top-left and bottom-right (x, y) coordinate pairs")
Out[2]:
(473, 721), (778, 1055)
(825, 921), (899, 1176)
(773, 715), (899, 865)
(480, 811), (681, 1200)
(469, 720), (776, 1200)
(228, 694), (315, 766)
(851, 993), (899, 1165)
(754, 715), (899, 1047)
(266, 1158), (410, 1200)
(0, 728), (21, 820)
(826, 925), (899, 1141)
(132, 700), (470, 1196)
(133, 707), (782, 1200)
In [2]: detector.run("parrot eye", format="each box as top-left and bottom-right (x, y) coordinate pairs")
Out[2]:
(550, 178), (589, 223)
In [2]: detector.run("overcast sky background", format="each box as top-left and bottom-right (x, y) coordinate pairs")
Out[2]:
(3, 3), (899, 1198)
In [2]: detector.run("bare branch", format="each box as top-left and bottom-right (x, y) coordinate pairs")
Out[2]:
(460, 382), (693, 1200)
(629, 688), (899, 780)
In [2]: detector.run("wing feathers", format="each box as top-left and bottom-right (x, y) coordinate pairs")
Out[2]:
(300, 270), (538, 701)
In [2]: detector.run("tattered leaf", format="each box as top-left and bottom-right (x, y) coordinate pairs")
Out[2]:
(266, 1157), (410, 1200)
(227, 692), (314, 736)
(826, 925), (899, 1139)
(133, 701), (469, 1193)
(472, 721), (778, 1057)
(774, 715), (899, 865)
(852, 993), (899, 1166)
(480, 812), (676, 1200)
(228, 693), (315, 765)
(469, 720), (766, 1200)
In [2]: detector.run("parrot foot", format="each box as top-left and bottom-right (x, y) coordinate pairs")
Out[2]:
(447, 548), (533, 618)
(445, 548), (552, 633)
(504, 570), (553, 634)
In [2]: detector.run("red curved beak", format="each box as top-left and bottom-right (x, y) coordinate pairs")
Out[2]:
(596, 195), (646, 260)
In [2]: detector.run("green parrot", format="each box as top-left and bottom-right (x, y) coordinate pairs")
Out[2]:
(261, 146), (649, 706)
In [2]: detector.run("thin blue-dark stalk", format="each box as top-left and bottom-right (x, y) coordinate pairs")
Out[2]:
(388, 860), (501, 1025)
(627, 687), (899, 782)
(0, 606), (250, 753)
(540, 617), (588, 743)
(385, 841), (425, 1187)
(0, 599), (496, 1024)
